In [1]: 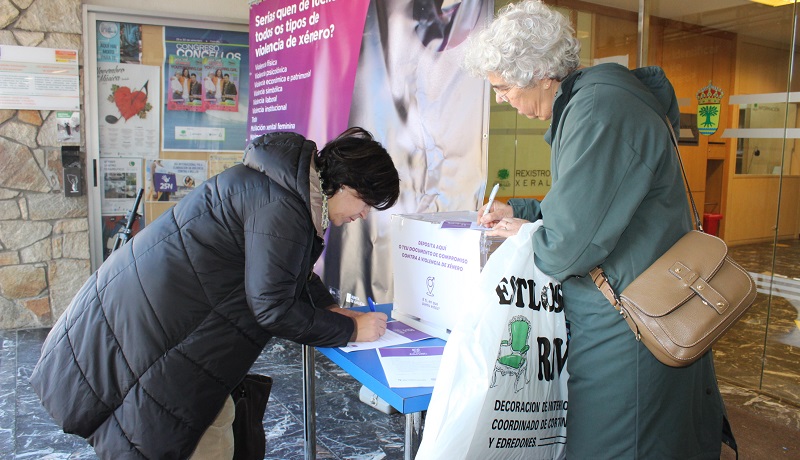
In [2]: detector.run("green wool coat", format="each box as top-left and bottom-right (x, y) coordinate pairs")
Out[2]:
(510, 63), (725, 459)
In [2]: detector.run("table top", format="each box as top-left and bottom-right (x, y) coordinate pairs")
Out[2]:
(316, 303), (445, 414)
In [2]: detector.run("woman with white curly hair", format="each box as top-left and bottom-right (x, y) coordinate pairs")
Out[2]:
(469, 1), (731, 458)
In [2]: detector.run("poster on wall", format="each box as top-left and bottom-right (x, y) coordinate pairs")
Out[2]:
(203, 57), (241, 112)
(162, 27), (249, 152)
(0, 45), (80, 110)
(248, 0), (370, 145)
(97, 62), (160, 158)
(167, 55), (205, 112)
(208, 153), (242, 177)
(100, 158), (143, 215)
(97, 22), (142, 63)
(145, 159), (208, 203)
(56, 111), (81, 144)
(166, 55), (190, 110)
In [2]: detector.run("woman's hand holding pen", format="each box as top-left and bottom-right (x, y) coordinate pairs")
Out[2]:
(478, 200), (513, 226)
(478, 200), (528, 237)
(477, 185), (524, 237)
(352, 312), (388, 342)
(331, 299), (386, 341)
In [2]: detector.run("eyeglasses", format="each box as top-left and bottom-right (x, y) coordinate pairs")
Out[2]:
(493, 85), (514, 102)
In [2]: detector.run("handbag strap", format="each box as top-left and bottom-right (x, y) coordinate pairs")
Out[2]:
(664, 117), (704, 232)
(589, 267), (620, 308)
(590, 116), (702, 304)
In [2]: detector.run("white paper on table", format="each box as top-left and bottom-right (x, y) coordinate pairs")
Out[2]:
(339, 321), (433, 353)
(377, 346), (444, 388)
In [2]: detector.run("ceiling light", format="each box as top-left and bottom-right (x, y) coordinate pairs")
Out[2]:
(750, 0), (794, 6)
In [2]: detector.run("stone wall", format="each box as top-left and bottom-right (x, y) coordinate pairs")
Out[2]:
(0, 0), (90, 329)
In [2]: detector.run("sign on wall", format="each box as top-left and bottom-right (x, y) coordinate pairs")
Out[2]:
(0, 45), (79, 110)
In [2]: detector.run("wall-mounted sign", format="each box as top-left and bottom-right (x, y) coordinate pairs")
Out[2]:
(696, 81), (724, 136)
(0, 45), (80, 110)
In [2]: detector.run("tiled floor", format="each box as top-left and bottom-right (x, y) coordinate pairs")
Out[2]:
(2, 240), (799, 459)
(718, 239), (800, 403)
(1, 330), (409, 459)
(3, 329), (800, 459)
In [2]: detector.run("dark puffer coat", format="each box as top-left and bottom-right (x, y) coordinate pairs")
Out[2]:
(30, 132), (355, 459)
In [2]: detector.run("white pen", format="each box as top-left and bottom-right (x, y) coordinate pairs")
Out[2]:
(484, 182), (500, 213)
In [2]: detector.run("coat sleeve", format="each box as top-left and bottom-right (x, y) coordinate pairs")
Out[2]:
(244, 198), (354, 347)
(533, 102), (657, 282)
(508, 198), (543, 222)
(307, 272), (337, 309)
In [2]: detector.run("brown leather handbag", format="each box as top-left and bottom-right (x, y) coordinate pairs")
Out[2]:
(590, 119), (757, 367)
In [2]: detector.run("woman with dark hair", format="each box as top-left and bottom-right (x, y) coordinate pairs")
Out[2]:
(30, 127), (400, 459)
(180, 67), (190, 99)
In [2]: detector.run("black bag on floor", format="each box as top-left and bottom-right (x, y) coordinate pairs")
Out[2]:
(231, 374), (273, 460)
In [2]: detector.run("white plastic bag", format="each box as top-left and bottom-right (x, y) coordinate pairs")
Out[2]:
(417, 221), (569, 460)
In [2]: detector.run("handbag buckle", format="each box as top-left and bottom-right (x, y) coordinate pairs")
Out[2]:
(590, 267), (621, 308)
(671, 262), (730, 313)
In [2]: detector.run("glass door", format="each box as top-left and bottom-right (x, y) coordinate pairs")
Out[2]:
(487, 0), (800, 405)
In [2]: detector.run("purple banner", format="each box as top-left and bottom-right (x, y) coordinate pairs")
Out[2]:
(248, 0), (370, 145)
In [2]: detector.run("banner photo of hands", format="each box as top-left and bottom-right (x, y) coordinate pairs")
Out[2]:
(417, 221), (568, 460)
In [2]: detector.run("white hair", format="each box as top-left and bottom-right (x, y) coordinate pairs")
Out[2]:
(463, 0), (581, 87)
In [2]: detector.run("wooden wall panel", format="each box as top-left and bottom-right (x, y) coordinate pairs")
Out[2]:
(725, 38), (800, 242)
(726, 176), (800, 244)
(592, 14), (637, 64)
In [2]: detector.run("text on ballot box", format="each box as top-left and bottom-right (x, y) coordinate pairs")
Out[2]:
(391, 211), (504, 339)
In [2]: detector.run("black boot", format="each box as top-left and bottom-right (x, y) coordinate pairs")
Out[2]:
(231, 374), (273, 460)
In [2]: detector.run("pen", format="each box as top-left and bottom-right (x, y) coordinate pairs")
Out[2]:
(485, 183), (500, 213)
(367, 297), (376, 312)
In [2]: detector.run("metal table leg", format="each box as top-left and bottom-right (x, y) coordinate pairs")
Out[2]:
(303, 345), (316, 460)
(405, 411), (422, 460)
